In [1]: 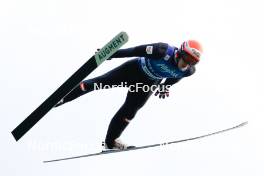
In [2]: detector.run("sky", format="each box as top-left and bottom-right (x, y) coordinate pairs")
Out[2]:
(0, 0), (263, 175)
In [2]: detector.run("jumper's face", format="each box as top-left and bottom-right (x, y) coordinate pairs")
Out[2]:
(180, 51), (199, 66)
(177, 58), (189, 71)
(174, 48), (200, 71)
(174, 51), (190, 71)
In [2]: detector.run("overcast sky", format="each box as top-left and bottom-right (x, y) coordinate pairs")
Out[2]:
(0, 0), (263, 175)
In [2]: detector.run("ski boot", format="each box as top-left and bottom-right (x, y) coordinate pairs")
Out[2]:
(103, 139), (135, 150)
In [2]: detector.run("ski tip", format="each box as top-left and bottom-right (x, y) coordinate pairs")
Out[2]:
(94, 31), (129, 65)
(120, 31), (129, 40)
(239, 121), (248, 127)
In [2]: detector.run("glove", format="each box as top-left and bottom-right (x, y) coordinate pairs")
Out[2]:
(154, 84), (169, 99)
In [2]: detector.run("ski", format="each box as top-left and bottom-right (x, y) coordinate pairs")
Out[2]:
(11, 32), (129, 141)
(43, 121), (247, 163)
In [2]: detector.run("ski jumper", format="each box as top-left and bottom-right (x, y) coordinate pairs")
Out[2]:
(62, 42), (195, 148)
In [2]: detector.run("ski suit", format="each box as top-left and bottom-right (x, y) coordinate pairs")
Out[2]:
(61, 42), (195, 148)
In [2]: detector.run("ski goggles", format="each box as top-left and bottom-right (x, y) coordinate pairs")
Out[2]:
(178, 50), (199, 65)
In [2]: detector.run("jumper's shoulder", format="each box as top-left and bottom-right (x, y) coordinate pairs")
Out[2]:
(156, 42), (169, 56)
(144, 42), (169, 58)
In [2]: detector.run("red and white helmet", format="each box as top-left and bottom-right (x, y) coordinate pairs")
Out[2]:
(179, 40), (203, 65)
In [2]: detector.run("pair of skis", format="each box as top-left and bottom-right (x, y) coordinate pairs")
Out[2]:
(43, 121), (248, 163)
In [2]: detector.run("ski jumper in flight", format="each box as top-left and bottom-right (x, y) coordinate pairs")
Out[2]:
(55, 40), (203, 149)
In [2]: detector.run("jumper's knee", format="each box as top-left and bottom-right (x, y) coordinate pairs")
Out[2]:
(121, 103), (144, 121)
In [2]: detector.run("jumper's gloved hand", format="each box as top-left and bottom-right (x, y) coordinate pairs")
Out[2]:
(154, 84), (170, 99)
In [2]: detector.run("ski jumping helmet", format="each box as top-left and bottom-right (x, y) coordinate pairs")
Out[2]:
(178, 40), (203, 65)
